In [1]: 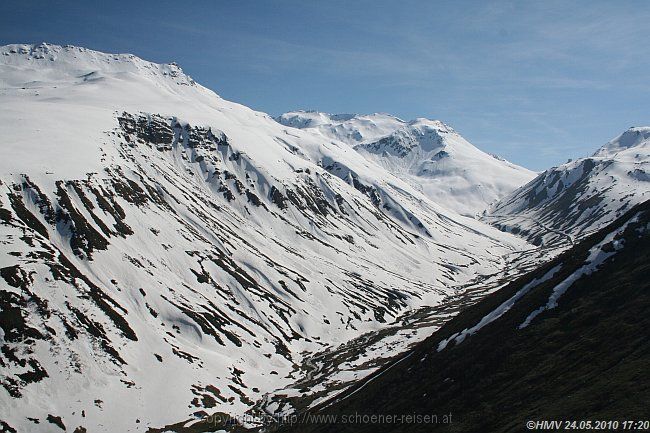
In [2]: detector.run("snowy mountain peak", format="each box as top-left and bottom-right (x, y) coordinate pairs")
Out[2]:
(1, 42), (196, 88)
(276, 110), (406, 145)
(373, 118), (458, 154)
(360, 121), (446, 156)
(593, 126), (650, 157)
(353, 119), (535, 215)
(408, 117), (454, 131)
(277, 109), (534, 215)
(277, 110), (403, 126)
(485, 126), (650, 246)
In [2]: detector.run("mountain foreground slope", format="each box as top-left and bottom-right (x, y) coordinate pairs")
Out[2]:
(277, 111), (535, 216)
(0, 43), (531, 432)
(278, 199), (650, 433)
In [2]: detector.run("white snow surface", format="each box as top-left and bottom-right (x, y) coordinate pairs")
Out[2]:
(0, 44), (531, 432)
(277, 111), (536, 216)
(276, 111), (406, 146)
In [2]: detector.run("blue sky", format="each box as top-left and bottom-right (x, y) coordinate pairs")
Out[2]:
(2, 0), (649, 170)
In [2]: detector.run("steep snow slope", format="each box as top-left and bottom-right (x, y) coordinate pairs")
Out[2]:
(277, 111), (535, 216)
(0, 44), (529, 432)
(484, 127), (650, 247)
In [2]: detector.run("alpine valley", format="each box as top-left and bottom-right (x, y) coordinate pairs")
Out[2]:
(0, 44), (648, 433)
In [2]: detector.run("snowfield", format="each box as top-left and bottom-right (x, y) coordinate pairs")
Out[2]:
(0, 43), (532, 432)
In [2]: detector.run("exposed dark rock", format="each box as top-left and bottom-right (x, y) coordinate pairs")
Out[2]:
(55, 181), (109, 259)
(46, 415), (65, 431)
(270, 186), (288, 210)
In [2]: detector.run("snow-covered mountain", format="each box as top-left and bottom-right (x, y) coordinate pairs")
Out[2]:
(355, 119), (536, 216)
(0, 43), (529, 432)
(484, 127), (650, 247)
(277, 111), (535, 216)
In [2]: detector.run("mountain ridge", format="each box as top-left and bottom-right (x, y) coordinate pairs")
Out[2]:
(277, 110), (536, 215)
(484, 126), (650, 247)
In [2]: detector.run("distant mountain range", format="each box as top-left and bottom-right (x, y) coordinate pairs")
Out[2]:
(277, 111), (535, 216)
(484, 126), (650, 247)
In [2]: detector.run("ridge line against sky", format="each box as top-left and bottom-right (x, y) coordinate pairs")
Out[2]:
(1, 0), (649, 170)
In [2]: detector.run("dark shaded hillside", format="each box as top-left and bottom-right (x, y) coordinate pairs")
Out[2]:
(278, 200), (650, 433)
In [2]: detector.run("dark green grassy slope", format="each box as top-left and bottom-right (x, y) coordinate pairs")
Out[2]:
(278, 201), (650, 433)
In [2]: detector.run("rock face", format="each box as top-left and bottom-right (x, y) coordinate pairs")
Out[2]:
(484, 127), (650, 247)
(0, 44), (528, 432)
(277, 112), (536, 216)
